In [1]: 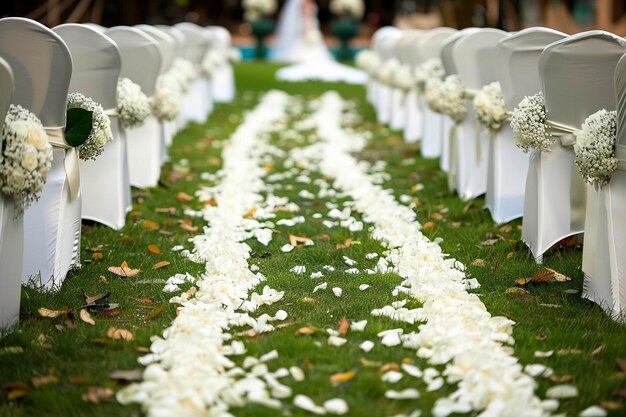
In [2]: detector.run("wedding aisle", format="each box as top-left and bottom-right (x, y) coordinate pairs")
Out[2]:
(1, 63), (625, 417)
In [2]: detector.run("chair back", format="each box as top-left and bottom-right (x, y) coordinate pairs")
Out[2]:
(54, 24), (121, 110)
(173, 22), (210, 64)
(495, 27), (566, 110)
(135, 24), (176, 74)
(0, 17), (72, 126)
(441, 28), (479, 76)
(417, 27), (457, 62)
(106, 26), (161, 97)
(453, 28), (508, 89)
(0, 56), (13, 126)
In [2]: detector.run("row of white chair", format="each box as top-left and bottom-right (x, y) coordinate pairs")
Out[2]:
(0, 18), (237, 329)
(365, 26), (626, 321)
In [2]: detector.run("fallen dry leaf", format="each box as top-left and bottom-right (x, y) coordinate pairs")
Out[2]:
(36, 333), (52, 349)
(203, 199), (217, 207)
(295, 326), (316, 336)
(499, 225), (513, 233)
(359, 358), (382, 368)
(152, 261), (170, 270)
(69, 375), (87, 385)
(83, 291), (110, 305)
(79, 309), (95, 326)
(338, 316), (350, 335)
(422, 222), (436, 231)
(330, 370), (357, 384)
(548, 374), (573, 383)
(107, 261), (140, 278)
(179, 223), (199, 233)
(31, 375), (58, 387)
(481, 238), (500, 246)
(516, 268), (571, 286)
(146, 303), (166, 320)
(472, 259), (485, 268)
(276, 321), (295, 329)
(336, 238), (352, 250)
(380, 363), (400, 374)
(616, 358), (626, 374)
(99, 275), (108, 284)
(155, 207), (177, 215)
(147, 244), (161, 255)
(175, 192), (194, 202)
(449, 222), (462, 228)
(600, 401), (623, 411)
(37, 307), (70, 318)
(431, 213), (445, 220)
(246, 207), (257, 218)
(133, 297), (155, 304)
(3, 381), (28, 400)
(120, 236), (134, 243)
(301, 297), (318, 304)
(140, 220), (159, 231)
(289, 234), (312, 247)
(506, 287), (530, 296)
(592, 345), (605, 357)
(507, 252), (515, 259)
(82, 386), (113, 404)
(107, 327), (134, 341)
(91, 252), (103, 260)
(317, 234), (330, 240)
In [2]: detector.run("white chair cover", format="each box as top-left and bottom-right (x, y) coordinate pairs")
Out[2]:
(207, 26), (236, 103)
(437, 29), (479, 167)
(106, 26), (163, 189)
(174, 22), (211, 124)
(524, 31), (626, 260)
(581, 48), (626, 320)
(53, 24), (130, 231)
(487, 28), (566, 224)
(368, 27), (400, 106)
(451, 28), (508, 201)
(136, 24), (177, 162)
(389, 30), (422, 132)
(0, 56), (19, 328)
(0, 18), (75, 291)
(155, 25), (185, 141)
(404, 27), (457, 142)
(373, 28), (403, 124)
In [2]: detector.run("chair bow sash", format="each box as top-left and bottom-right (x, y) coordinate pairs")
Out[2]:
(45, 126), (80, 202)
(104, 108), (118, 118)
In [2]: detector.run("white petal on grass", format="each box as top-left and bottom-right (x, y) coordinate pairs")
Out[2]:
(243, 356), (259, 369)
(343, 256), (357, 266)
(250, 264), (260, 272)
(332, 287), (342, 297)
(290, 265), (306, 274)
(385, 389), (420, 400)
(427, 377), (445, 391)
(323, 398), (349, 415)
(290, 366), (305, 381)
(259, 350), (279, 362)
(365, 253), (378, 259)
(381, 371), (403, 383)
(345, 268), (359, 274)
(323, 265), (335, 272)
(546, 384), (579, 399)
(163, 284), (181, 293)
(359, 340), (375, 352)
(540, 399), (560, 412)
(358, 284), (370, 291)
(534, 350), (554, 358)
(281, 244), (294, 253)
(311, 271), (324, 279)
(380, 332), (402, 347)
(579, 406), (608, 417)
(350, 320), (367, 332)
(293, 394), (327, 415)
(313, 282), (328, 293)
(328, 335), (347, 347)
(401, 364), (422, 378)
(524, 364), (553, 378)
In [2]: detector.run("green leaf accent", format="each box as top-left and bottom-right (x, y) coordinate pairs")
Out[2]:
(65, 107), (93, 148)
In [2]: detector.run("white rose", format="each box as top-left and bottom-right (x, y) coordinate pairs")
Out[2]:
(9, 169), (26, 190)
(10, 120), (30, 138)
(95, 131), (108, 148)
(25, 127), (47, 150)
(21, 145), (39, 171)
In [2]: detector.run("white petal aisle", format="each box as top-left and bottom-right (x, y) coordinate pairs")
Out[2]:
(120, 90), (555, 417)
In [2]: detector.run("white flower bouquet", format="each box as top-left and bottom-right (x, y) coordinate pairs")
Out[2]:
(415, 58), (445, 94)
(574, 109), (618, 188)
(116, 77), (151, 129)
(355, 50), (381, 77)
(378, 58), (400, 85)
(474, 81), (508, 132)
(66, 92), (113, 160)
(329, 0), (365, 19)
(425, 77), (444, 113)
(0, 104), (53, 213)
(201, 50), (226, 78)
(510, 92), (552, 153)
(439, 75), (467, 123)
(392, 63), (416, 91)
(170, 58), (198, 94)
(151, 73), (182, 122)
(243, 0), (277, 21)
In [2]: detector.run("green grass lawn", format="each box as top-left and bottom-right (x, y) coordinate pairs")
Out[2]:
(1, 62), (625, 417)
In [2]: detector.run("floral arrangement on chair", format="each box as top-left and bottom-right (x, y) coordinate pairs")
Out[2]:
(116, 77), (151, 129)
(243, 0), (278, 22)
(66, 93), (114, 160)
(574, 109), (618, 188)
(151, 74), (182, 122)
(415, 58), (445, 94)
(474, 81), (508, 133)
(0, 104), (53, 213)
(438, 75), (468, 123)
(329, 0), (365, 19)
(510, 92), (552, 153)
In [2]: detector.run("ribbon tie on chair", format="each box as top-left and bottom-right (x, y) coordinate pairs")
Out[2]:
(45, 127), (80, 203)
(546, 119), (586, 230)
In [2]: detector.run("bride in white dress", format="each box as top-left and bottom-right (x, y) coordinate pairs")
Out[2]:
(270, 0), (367, 84)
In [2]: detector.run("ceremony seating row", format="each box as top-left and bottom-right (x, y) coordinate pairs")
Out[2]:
(360, 26), (626, 321)
(0, 17), (238, 328)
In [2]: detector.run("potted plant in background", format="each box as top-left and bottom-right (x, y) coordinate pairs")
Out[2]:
(329, 0), (365, 61)
(243, 0), (278, 60)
